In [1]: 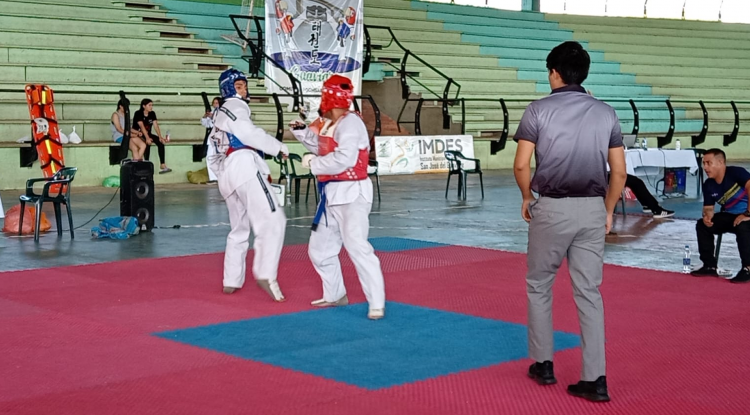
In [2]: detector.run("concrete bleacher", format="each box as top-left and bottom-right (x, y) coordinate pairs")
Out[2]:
(0, 0), (289, 189)
(167, 0), (745, 152)
(404, 1), (749, 150)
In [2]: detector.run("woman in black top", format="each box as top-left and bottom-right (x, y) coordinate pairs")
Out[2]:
(133, 98), (171, 174)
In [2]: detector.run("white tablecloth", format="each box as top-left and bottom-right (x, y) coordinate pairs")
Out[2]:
(624, 149), (699, 176)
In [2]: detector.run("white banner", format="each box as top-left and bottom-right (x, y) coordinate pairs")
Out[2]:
(375, 135), (475, 175)
(265, 0), (364, 116)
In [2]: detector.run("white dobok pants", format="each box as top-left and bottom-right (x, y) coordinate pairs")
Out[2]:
(308, 195), (385, 309)
(206, 143), (218, 182)
(223, 171), (286, 288)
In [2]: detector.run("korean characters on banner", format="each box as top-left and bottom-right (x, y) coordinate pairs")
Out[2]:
(375, 135), (476, 175)
(266, 0), (364, 118)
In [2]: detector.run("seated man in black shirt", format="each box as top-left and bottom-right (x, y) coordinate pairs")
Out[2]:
(691, 148), (750, 283)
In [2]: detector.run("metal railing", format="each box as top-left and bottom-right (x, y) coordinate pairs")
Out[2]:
(0, 87), (382, 166)
(245, 92), (383, 137)
(1, 86), (744, 168)
(400, 97), (509, 154)
(363, 24), (461, 132)
(229, 14), (303, 112)
(405, 96), (748, 155)
(223, 17), (465, 138)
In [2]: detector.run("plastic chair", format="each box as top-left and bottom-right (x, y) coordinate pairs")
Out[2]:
(368, 158), (381, 203)
(272, 156), (290, 185)
(288, 154), (318, 204)
(444, 150), (483, 200)
(444, 151), (463, 199)
(18, 167), (77, 242)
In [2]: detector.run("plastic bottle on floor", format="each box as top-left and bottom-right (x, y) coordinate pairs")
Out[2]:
(682, 245), (691, 273)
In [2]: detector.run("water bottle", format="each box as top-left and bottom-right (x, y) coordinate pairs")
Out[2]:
(642, 137), (648, 150)
(165, 130), (171, 142)
(682, 245), (691, 273)
(675, 138), (681, 150)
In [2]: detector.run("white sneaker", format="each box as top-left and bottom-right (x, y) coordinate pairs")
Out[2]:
(256, 279), (285, 302)
(368, 308), (385, 320)
(653, 209), (675, 218)
(311, 295), (349, 307)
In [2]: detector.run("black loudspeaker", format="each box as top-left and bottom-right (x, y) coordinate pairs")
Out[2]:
(120, 160), (155, 231)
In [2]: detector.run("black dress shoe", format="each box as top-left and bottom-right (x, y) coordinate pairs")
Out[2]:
(730, 267), (750, 283)
(691, 266), (718, 277)
(567, 376), (610, 402)
(527, 361), (556, 385)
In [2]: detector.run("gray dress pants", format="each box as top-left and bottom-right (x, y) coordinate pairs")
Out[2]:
(526, 196), (607, 381)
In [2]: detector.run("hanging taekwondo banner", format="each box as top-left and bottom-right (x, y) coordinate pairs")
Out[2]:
(265, 0), (364, 115)
(375, 135), (475, 175)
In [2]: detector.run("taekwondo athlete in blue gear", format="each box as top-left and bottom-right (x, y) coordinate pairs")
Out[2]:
(207, 68), (289, 301)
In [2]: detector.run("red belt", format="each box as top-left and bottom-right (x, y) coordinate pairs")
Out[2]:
(225, 146), (254, 157)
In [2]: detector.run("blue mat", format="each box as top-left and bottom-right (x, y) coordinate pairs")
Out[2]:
(155, 302), (579, 390)
(368, 237), (448, 252)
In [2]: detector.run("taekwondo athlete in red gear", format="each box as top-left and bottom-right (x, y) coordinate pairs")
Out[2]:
(208, 68), (289, 302)
(289, 75), (386, 320)
(274, 0), (295, 48)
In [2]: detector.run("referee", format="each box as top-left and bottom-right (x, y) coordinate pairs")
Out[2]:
(513, 41), (627, 403)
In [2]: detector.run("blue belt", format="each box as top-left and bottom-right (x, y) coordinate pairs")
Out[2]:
(311, 181), (327, 231)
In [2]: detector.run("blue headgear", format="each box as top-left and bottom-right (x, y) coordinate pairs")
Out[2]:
(219, 68), (248, 99)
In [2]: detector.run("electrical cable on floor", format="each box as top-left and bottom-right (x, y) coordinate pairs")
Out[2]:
(73, 187), (119, 230)
(144, 206), (484, 231)
(152, 223), (231, 230)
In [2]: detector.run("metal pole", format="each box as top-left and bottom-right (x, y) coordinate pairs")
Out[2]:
(681, 0), (687, 19)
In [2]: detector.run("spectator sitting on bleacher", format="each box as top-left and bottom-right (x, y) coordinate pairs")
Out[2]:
(133, 98), (171, 174)
(111, 100), (146, 161)
(691, 148), (750, 283)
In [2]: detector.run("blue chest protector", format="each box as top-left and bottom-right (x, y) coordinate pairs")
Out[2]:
(227, 132), (264, 158)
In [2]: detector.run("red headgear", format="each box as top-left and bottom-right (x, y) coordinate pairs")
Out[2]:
(319, 75), (354, 115)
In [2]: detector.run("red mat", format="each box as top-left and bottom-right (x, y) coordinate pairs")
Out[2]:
(1, 244), (749, 415)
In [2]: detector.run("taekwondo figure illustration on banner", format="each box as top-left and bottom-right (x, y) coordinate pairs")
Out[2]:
(274, 0), (299, 58)
(290, 75), (386, 320)
(207, 68), (289, 302)
(336, 7), (356, 48)
(265, 0), (364, 116)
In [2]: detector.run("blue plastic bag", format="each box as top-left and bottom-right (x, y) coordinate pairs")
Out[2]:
(91, 216), (140, 240)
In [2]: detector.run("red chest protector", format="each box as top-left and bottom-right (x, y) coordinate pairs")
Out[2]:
(311, 113), (369, 183)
